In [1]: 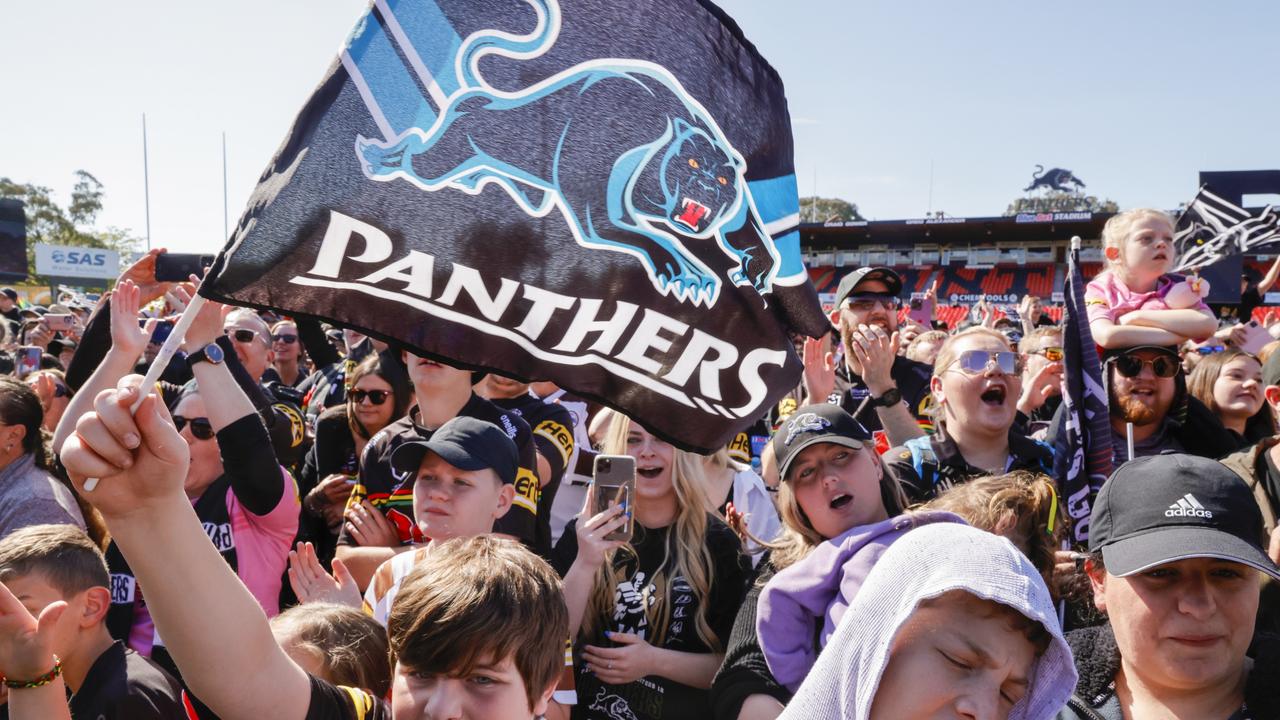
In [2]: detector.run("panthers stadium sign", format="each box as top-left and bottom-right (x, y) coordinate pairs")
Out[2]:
(200, 0), (827, 453)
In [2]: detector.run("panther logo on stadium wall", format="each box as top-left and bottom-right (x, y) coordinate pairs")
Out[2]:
(1024, 165), (1086, 194)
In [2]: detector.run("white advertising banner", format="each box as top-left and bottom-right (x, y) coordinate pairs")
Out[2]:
(34, 244), (119, 280)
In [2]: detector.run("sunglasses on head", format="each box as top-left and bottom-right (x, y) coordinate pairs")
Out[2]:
(949, 350), (1025, 375)
(1112, 353), (1180, 378)
(844, 293), (900, 312)
(173, 415), (215, 440)
(1195, 345), (1226, 355)
(349, 389), (390, 405)
(272, 333), (298, 344)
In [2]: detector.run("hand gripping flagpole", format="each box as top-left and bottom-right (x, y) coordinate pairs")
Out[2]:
(82, 294), (209, 492)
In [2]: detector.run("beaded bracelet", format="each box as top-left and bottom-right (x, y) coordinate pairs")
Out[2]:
(3, 656), (61, 689)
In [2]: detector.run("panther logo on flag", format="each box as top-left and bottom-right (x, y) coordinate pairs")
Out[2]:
(354, 0), (781, 307)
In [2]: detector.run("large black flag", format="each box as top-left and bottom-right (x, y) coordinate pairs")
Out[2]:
(201, 0), (828, 452)
(1052, 238), (1113, 545)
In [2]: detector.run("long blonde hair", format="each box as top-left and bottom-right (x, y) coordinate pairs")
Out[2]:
(582, 416), (722, 651)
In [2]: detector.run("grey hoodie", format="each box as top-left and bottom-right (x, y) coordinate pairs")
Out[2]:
(778, 522), (1077, 720)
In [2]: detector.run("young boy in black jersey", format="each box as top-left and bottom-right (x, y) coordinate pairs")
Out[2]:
(56, 375), (568, 720)
(0, 524), (186, 720)
(475, 374), (575, 553)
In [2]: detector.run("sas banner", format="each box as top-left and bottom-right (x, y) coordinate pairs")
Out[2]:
(201, 0), (828, 452)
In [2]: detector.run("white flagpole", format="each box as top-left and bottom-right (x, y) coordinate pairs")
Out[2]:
(1126, 422), (1136, 462)
(142, 114), (152, 252)
(222, 132), (229, 240)
(83, 295), (209, 492)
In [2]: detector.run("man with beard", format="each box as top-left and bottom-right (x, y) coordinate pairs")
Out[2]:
(1102, 345), (1234, 464)
(802, 267), (929, 448)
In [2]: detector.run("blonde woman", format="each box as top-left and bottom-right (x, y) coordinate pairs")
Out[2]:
(552, 416), (750, 720)
(886, 327), (1054, 504)
(711, 404), (908, 720)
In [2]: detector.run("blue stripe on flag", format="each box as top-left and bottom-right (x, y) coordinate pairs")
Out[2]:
(383, 0), (463, 99)
(346, 10), (441, 136)
(773, 230), (803, 278)
(747, 175), (802, 277)
(747, 174), (799, 223)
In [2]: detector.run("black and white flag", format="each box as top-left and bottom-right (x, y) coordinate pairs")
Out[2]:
(1174, 186), (1280, 271)
(200, 0), (829, 452)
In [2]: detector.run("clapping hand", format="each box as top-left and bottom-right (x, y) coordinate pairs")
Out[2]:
(287, 542), (361, 609)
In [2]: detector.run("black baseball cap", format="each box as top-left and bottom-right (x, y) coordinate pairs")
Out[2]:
(833, 267), (904, 308)
(0, 288), (16, 302)
(1089, 453), (1280, 580)
(772, 404), (873, 482)
(390, 416), (519, 485)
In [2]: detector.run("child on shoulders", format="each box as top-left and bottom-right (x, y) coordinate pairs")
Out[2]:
(1085, 208), (1217, 349)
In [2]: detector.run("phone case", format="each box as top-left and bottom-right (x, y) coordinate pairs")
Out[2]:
(592, 454), (635, 542)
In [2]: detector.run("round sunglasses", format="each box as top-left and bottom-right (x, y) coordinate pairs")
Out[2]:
(947, 349), (1025, 376)
(349, 389), (390, 406)
(173, 415), (215, 440)
(1111, 354), (1180, 379)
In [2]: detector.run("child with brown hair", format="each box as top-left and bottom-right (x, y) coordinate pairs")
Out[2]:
(0, 524), (186, 720)
(50, 375), (569, 720)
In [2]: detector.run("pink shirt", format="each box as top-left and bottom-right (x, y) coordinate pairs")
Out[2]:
(1084, 271), (1209, 325)
(128, 467), (299, 655)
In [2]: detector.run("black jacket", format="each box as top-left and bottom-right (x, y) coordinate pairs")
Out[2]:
(709, 556), (790, 719)
(1055, 624), (1280, 719)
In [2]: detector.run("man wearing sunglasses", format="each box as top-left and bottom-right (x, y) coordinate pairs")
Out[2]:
(1017, 327), (1065, 431)
(803, 267), (930, 448)
(1096, 345), (1234, 464)
(222, 308), (309, 470)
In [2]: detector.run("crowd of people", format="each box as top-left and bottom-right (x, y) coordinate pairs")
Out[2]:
(0, 208), (1275, 719)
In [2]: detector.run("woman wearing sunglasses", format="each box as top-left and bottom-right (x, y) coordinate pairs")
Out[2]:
(264, 319), (308, 388)
(48, 281), (298, 681)
(298, 352), (413, 566)
(886, 328), (1054, 504)
(1187, 348), (1274, 450)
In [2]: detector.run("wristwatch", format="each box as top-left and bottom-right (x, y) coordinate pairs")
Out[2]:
(870, 386), (902, 408)
(185, 342), (225, 371)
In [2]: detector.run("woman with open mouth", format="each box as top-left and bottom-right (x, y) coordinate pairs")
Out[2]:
(1187, 348), (1273, 450)
(710, 403), (911, 720)
(886, 327), (1054, 504)
(552, 415), (751, 720)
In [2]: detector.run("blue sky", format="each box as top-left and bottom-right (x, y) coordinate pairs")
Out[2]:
(3, 1), (1278, 254)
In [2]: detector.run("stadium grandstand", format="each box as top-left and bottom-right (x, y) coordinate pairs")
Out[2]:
(800, 208), (1280, 328)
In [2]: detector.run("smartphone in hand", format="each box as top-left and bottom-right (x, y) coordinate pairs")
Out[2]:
(592, 454), (635, 543)
(154, 253), (216, 282)
(16, 346), (41, 377)
(43, 314), (75, 332)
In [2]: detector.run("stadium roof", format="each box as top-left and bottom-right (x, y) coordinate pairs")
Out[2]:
(800, 211), (1114, 250)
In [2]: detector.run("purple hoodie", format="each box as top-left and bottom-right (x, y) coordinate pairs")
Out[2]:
(756, 510), (966, 692)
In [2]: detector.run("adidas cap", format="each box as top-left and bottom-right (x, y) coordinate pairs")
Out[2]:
(1089, 453), (1280, 580)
